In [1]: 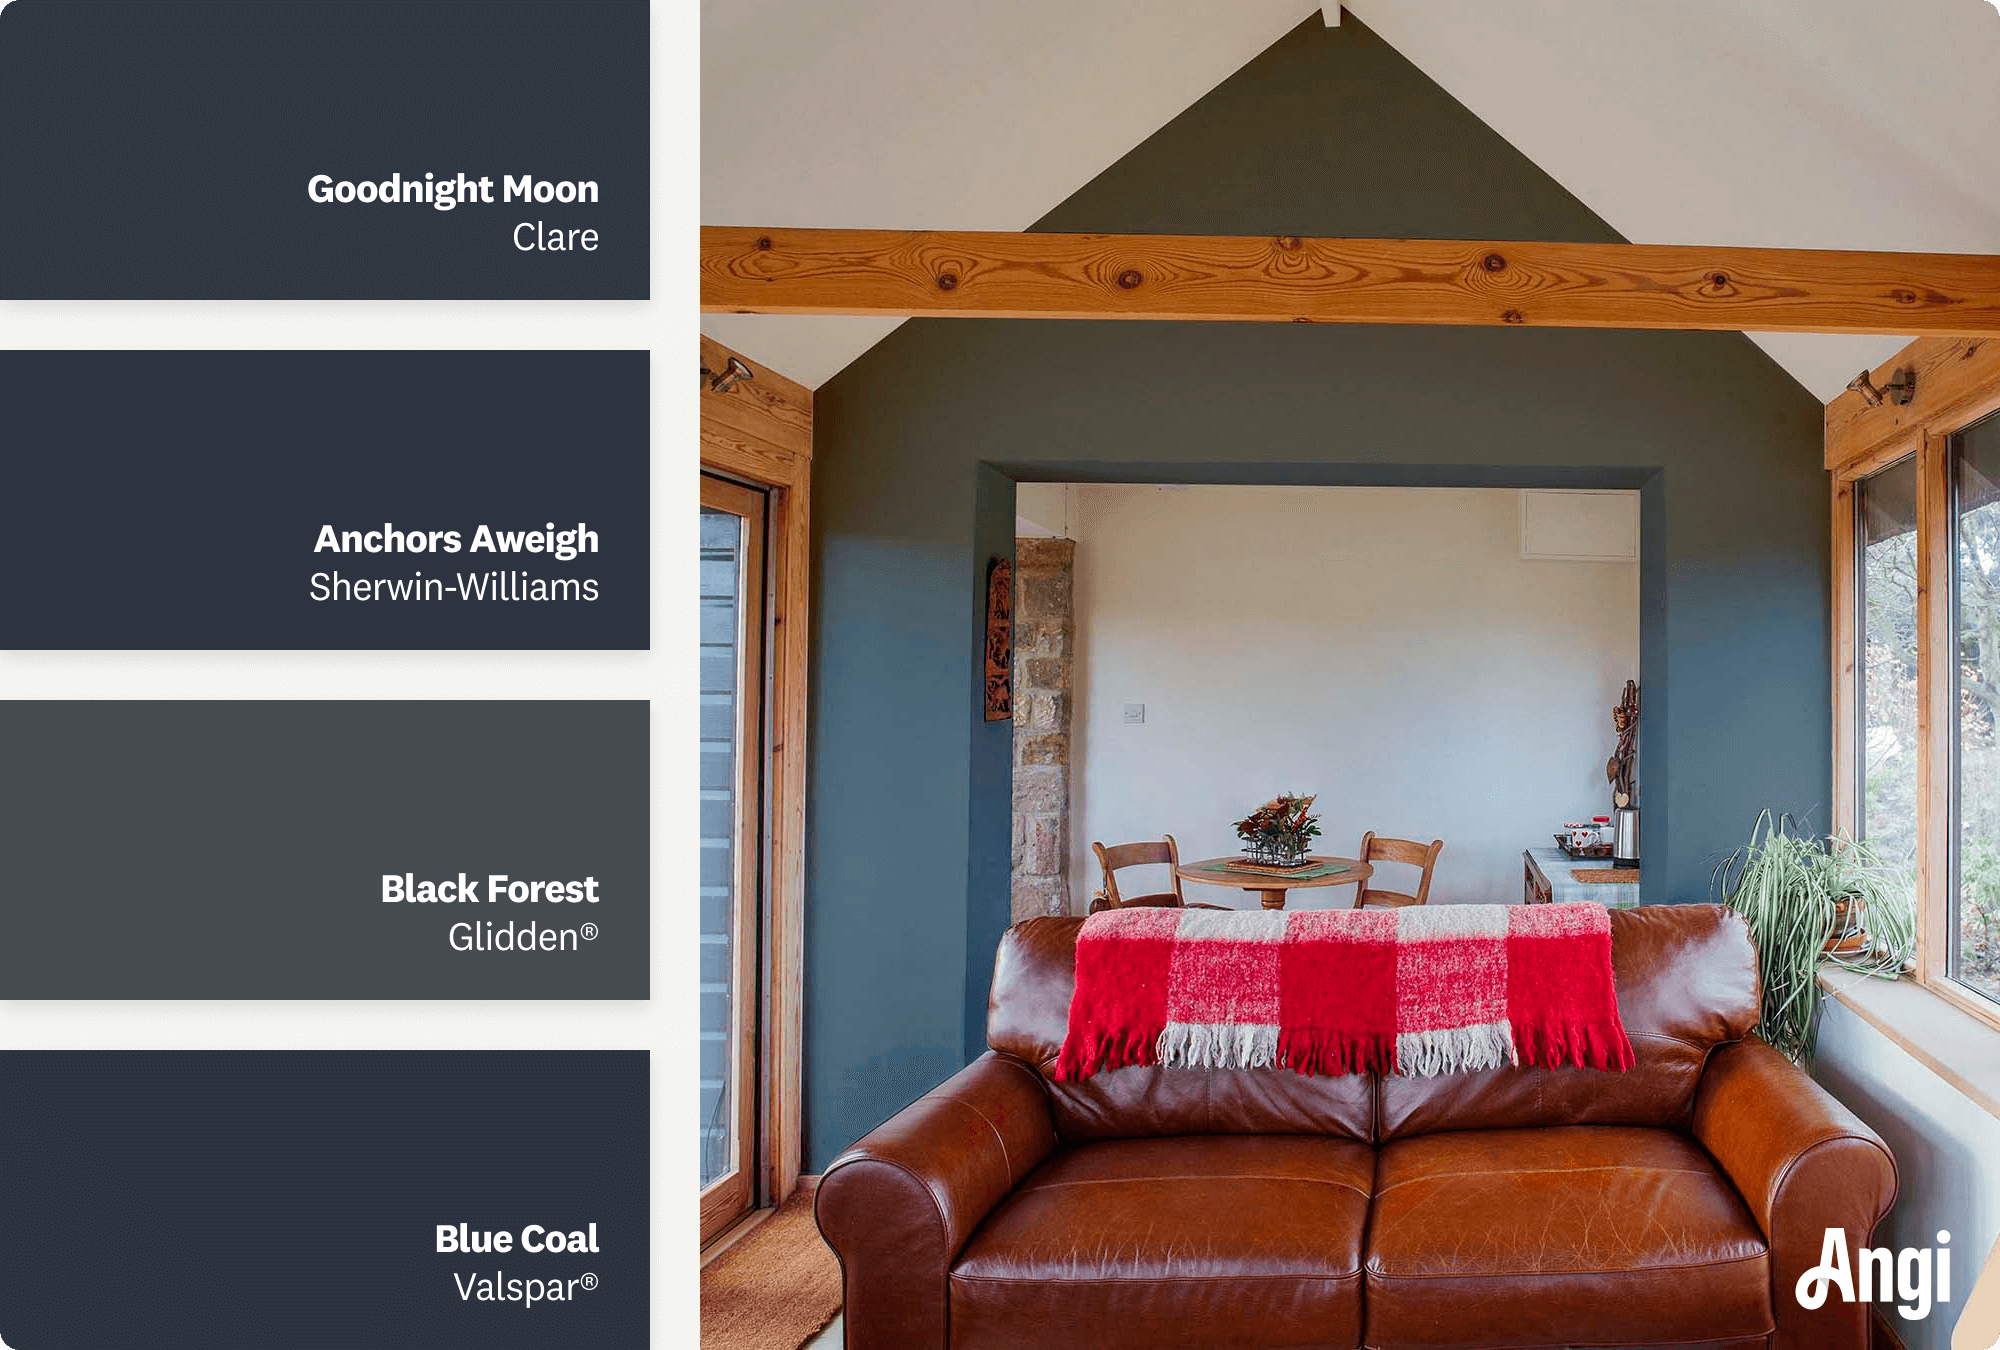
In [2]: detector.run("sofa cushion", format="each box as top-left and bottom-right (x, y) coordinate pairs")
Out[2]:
(1375, 905), (1762, 1139)
(989, 916), (1374, 1140)
(949, 1135), (1369, 1349)
(1364, 1126), (1773, 1350)
(989, 906), (1757, 1143)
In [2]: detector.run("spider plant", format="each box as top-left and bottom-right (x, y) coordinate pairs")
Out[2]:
(1712, 811), (1914, 1062)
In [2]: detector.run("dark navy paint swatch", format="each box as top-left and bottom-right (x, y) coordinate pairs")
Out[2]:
(0, 0), (648, 298)
(0, 351), (649, 650)
(0, 1052), (649, 1350)
(0, 701), (650, 999)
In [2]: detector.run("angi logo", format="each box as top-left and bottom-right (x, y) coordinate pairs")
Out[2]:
(1796, 1227), (1950, 1322)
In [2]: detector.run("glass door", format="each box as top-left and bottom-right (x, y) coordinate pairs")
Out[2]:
(700, 473), (766, 1243)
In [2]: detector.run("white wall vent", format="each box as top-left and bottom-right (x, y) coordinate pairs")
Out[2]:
(1519, 490), (1639, 562)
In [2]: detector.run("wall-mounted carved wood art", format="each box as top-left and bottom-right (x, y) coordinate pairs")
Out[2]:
(984, 558), (1013, 722)
(1608, 679), (1639, 808)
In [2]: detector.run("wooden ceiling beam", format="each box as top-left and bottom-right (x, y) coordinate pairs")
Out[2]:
(702, 226), (2000, 337)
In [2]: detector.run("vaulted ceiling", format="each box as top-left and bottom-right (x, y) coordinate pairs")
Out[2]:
(701, 0), (2000, 400)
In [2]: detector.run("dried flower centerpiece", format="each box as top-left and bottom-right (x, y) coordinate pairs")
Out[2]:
(1234, 793), (1322, 868)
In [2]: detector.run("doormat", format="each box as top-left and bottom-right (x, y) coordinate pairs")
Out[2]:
(702, 1183), (841, 1350)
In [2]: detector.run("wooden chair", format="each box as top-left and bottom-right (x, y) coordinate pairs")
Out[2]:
(1089, 835), (1227, 912)
(1353, 832), (1445, 909)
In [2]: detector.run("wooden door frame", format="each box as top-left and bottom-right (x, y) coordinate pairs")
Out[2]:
(700, 336), (811, 1210)
(699, 474), (766, 1244)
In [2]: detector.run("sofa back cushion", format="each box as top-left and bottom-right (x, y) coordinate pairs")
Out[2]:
(1376, 904), (1759, 1138)
(986, 905), (1759, 1143)
(986, 913), (1375, 1141)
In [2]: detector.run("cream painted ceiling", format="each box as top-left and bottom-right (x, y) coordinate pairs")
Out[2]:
(701, 0), (2000, 400)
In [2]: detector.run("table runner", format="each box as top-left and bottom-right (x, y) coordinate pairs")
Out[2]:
(1053, 903), (1634, 1080)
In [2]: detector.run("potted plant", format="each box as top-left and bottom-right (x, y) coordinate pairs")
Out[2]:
(1712, 811), (1914, 1062)
(1234, 793), (1322, 868)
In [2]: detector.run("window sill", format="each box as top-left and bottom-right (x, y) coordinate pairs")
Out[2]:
(1818, 966), (2000, 1121)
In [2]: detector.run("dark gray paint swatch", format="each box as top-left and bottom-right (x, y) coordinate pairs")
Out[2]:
(0, 702), (648, 998)
(0, 0), (649, 298)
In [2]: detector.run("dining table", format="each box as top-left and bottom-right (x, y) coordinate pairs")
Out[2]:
(1175, 855), (1372, 911)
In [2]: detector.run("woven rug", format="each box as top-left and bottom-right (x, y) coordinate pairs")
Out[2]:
(701, 1184), (841, 1350)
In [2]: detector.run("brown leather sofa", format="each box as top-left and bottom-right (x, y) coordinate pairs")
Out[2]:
(815, 905), (1896, 1350)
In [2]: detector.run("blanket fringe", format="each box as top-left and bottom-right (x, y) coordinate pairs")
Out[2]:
(1149, 1026), (1586, 1077)
(1156, 1021), (1279, 1071)
(1276, 1029), (1398, 1077)
(1395, 1021), (1518, 1078)
(1055, 1021), (1633, 1080)
(1053, 1024), (1161, 1082)
(1511, 1018), (1636, 1072)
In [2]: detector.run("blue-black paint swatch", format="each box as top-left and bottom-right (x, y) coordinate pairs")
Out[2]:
(0, 1052), (649, 1349)
(0, 351), (649, 650)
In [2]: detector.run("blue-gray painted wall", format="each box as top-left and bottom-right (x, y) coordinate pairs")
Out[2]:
(802, 15), (1828, 1168)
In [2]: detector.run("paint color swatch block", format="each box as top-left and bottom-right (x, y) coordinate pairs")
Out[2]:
(0, 351), (649, 649)
(0, 701), (649, 999)
(0, 0), (648, 297)
(0, 1051), (648, 1349)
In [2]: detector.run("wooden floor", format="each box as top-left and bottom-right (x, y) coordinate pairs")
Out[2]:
(803, 1307), (1907, 1347)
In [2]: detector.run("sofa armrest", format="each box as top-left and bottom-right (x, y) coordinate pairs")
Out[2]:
(814, 1051), (1056, 1350)
(1693, 1037), (1898, 1350)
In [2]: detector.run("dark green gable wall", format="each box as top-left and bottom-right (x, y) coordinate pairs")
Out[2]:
(802, 15), (1828, 1167)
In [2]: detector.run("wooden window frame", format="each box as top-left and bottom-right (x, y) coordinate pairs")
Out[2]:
(699, 336), (811, 1215)
(1830, 339), (2000, 1035)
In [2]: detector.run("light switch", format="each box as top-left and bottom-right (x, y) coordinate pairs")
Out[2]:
(1123, 703), (1146, 724)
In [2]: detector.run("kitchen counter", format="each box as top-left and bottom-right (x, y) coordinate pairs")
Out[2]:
(1522, 845), (1640, 909)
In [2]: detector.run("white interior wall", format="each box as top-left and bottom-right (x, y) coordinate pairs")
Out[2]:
(1015, 483), (1074, 539)
(1067, 484), (1638, 909)
(1814, 1001), (2000, 1349)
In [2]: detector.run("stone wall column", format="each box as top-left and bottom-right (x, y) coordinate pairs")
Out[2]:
(1012, 538), (1075, 920)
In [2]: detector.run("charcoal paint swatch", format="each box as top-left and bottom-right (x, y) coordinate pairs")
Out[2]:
(0, 701), (650, 999)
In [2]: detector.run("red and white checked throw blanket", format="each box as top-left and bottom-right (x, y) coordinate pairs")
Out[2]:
(1054, 903), (1634, 1080)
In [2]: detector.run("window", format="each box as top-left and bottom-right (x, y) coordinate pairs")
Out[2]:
(1857, 456), (1920, 877)
(1832, 344), (2000, 1029)
(1954, 418), (2000, 1005)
